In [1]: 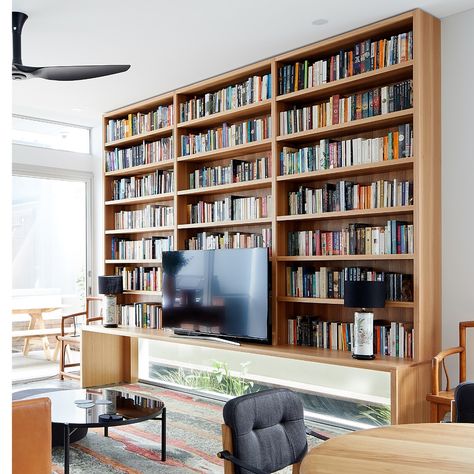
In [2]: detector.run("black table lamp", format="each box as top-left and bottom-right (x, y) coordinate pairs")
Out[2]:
(344, 280), (385, 360)
(98, 276), (123, 328)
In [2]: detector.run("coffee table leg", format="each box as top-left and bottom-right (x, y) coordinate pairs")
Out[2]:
(64, 424), (70, 474)
(161, 407), (166, 461)
(104, 426), (109, 437)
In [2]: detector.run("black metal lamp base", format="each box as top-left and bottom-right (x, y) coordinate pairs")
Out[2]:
(103, 323), (118, 328)
(352, 353), (376, 360)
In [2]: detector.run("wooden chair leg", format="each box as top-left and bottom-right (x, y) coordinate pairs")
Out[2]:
(293, 463), (301, 474)
(52, 340), (60, 362)
(222, 424), (235, 474)
(59, 341), (66, 380)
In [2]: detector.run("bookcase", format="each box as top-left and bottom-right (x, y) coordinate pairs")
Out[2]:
(101, 9), (440, 423)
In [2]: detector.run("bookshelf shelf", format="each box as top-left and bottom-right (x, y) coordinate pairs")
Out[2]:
(177, 218), (272, 230)
(105, 227), (174, 235)
(277, 158), (414, 182)
(277, 254), (414, 262)
(178, 178), (272, 196)
(277, 109), (414, 143)
(104, 125), (173, 149)
(104, 193), (174, 206)
(276, 61), (414, 104)
(277, 296), (414, 308)
(177, 99), (272, 129)
(177, 138), (272, 163)
(105, 160), (174, 177)
(102, 9), (440, 424)
(277, 205), (414, 222)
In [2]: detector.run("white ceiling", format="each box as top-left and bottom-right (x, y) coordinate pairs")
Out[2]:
(11, 0), (474, 128)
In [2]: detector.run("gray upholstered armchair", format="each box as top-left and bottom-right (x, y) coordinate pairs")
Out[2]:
(218, 388), (328, 474)
(454, 382), (474, 423)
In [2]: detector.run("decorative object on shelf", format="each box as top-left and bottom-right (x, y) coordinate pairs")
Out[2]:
(344, 280), (385, 360)
(98, 275), (123, 328)
(12, 12), (130, 81)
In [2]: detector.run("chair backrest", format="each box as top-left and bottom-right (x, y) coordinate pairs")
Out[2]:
(85, 296), (103, 325)
(454, 382), (474, 423)
(223, 388), (307, 474)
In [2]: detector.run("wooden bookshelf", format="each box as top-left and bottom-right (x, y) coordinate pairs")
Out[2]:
(101, 9), (440, 424)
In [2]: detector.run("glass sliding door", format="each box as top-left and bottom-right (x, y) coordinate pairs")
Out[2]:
(12, 171), (91, 370)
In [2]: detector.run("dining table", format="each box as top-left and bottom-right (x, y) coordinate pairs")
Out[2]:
(301, 422), (474, 473)
(12, 302), (67, 360)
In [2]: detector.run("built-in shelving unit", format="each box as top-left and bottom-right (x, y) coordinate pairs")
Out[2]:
(102, 9), (440, 423)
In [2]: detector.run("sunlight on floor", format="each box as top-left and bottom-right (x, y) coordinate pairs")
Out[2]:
(12, 349), (80, 384)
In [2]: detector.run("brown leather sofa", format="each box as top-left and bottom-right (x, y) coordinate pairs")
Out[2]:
(12, 397), (52, 474)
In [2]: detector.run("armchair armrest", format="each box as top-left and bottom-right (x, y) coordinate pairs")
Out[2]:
(86, 316), (103, 324)
(305, 426), (329, 441)
(60, 311), (86, 336)
(432, 346), (464, 394)
(217, 450), (268, 474)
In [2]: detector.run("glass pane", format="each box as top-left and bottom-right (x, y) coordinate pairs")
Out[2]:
(139, 339), (391, 430)
(12, 116), (90, 154)
(12, 176), (87, 315)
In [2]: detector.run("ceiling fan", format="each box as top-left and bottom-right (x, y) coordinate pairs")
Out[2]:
(12, 11), (130, 81)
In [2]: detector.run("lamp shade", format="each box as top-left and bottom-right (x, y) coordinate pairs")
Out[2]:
(344, 280), (385, 308)
(98, 275), (123, 295)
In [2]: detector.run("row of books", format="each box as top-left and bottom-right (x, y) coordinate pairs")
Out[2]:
(114, 205), (174, 230)
(286, 266), (413, 301)
(288, 180), (413, 215)
(111, 170), (174, 201)
(280, 123), (413, 175)
(288, 317), (354, 350)
(279, 79), (413, 135)
(179, 73), (272, 122)
(287, 316), (414, 358)
(375, 321), (414, 358)
(185, 229), (272, 251)
(105, 137), (173, 172)
(189, 157), (270, 189)
(278, 31), (413, 94)
(110, 236), (173, 261)
(180, 116), (271, 156)
(287, 220), (414, 256)
(115, 266), (162, 292)
(187, 195), (272, 223)
(119, 303), (162, 329)
(106, 104), (174, 142)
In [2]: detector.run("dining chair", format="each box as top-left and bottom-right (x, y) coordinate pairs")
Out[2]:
(426, 320), (474, 422)
(217, 388), (328, 474)
(58, 296), (102, 380)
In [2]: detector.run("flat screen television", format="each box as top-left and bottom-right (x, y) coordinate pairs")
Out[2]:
(162, 248), (270, 344)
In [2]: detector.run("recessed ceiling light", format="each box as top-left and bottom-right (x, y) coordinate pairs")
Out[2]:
(312, 18), (328, 26)
(72, 107), (83, 112)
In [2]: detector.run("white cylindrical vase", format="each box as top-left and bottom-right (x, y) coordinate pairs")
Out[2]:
(103, 294), (118, 328)
(352, 311), (375, 360)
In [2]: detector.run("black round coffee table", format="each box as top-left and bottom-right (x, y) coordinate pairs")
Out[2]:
(29, 387), (166, 474)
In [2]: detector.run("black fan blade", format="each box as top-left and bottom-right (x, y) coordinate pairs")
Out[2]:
(15, 64), (130, 81)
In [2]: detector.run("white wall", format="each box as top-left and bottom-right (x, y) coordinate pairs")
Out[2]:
(441, 8), (474, 381)
(12, 127), (104, 294)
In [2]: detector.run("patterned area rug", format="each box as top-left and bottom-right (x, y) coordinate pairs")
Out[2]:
(51, 383), (338, 473)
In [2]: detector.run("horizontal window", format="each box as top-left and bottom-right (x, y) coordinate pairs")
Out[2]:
(13, 115), (90, 154)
